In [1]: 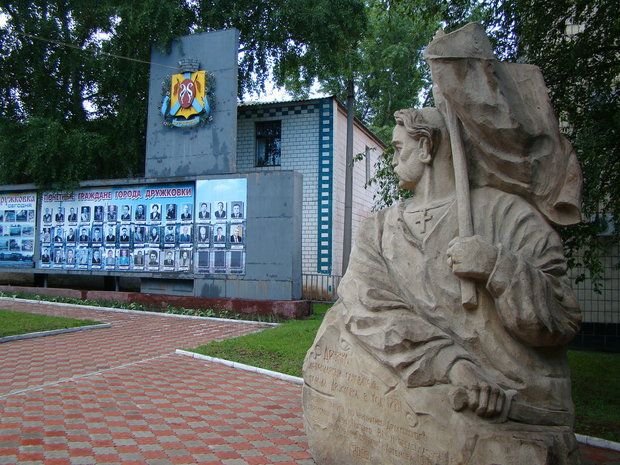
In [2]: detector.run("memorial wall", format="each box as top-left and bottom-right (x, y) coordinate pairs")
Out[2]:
(0, 29), (302, 301)
(36, 179), (247, 275)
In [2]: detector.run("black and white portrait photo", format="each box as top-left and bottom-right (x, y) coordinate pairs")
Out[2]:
(149, 226), (160, 244)
(43, 208), (52, 223)
(135, 204), (146, 221)
(197, 225), (210, 244)
(93, 205), (104, 222)
(80, 206), (91, 222)
(214, 202), (226, 219)
(78, 227), (90, 244)
(107, 205), (118, 222)
(165, 203), (177, 221)
(105, 226), (116, 243)
(120, 205), (132, 221)
(65, 227), (76, 244)
(230, 202), (244, 219)
(150, 204), (162, 221)
(91, 227), (103, 244)
(67, 207), (77, 223)
(55, 207), (65, 223)
(198, 202), (210, 221)
(180, 204), (192, 221)
(119, 226), (131, 244)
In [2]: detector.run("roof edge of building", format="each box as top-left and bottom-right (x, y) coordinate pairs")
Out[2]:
(239, 96), (387, 149)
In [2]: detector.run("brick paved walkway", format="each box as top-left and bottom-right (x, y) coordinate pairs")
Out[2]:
(0, 299), (617, 464)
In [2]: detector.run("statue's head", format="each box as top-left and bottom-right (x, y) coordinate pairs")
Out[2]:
(392, 107), (447, 190)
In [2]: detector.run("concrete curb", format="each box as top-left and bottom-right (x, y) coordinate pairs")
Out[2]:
(176, 349), (620, 452)
(0, 296), (279, 327)
(576, 433), (620, 452)
(0, 323), (112, 344)
(175, 349), (303, 386)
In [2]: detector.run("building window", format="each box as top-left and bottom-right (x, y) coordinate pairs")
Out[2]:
(255, 121), (281, 167)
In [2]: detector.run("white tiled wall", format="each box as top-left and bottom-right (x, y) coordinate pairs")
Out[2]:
(237, 103), (320, 273)
(331, 103), (382, 276)
(237, 99), (383, 277)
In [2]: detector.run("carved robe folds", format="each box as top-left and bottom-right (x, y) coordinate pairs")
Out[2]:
(303, 188), (581, 465)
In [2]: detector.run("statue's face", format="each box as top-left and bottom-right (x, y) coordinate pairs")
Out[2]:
(392, 124), (427, 190)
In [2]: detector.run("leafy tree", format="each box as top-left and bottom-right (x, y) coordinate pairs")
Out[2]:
(491, 0), (619, 284)
(0, 0), (368, 188)
(0, 0), (194, 188)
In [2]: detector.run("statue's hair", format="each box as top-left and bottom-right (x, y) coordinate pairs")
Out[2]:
(393, 108), (445, 155)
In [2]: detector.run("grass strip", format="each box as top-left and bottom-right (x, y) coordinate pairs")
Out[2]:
(190, 303), (620, 442)
(191, 303), (330, 377)
(0, 309), (99, 338)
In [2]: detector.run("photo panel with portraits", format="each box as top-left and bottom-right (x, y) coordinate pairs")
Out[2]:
(0, 192), (36, 268)
(38, 184), (195, 272)
(194, 178), (248, 275)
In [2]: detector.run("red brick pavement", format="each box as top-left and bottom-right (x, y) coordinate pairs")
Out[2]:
(1, 354), (313, 465)
(0, 300), (617, 464)
(0, 299), (262, 396)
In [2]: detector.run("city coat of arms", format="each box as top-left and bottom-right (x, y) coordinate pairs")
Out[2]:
(161, 58), (214, 128)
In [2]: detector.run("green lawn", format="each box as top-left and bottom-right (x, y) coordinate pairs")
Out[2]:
(569, 350), (620, 441)
(0, 309), (100, 338)
(191, 303), (620, 442)
(191, 303), (330, 377)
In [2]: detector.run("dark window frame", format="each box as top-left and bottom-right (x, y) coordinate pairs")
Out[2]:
(255, 120), (282, 167)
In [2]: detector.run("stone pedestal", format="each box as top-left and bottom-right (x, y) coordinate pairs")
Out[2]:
(304, 310), (580, 465)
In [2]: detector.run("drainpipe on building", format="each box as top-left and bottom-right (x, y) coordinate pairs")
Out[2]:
(343, 78), (354, 273)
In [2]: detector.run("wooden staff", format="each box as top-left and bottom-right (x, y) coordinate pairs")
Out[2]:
(445, 101), (478, 310)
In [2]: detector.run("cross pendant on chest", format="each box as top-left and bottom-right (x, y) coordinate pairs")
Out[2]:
(414, 208), (433, 234)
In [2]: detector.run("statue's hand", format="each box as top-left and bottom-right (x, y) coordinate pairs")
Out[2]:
(446, 235), (498, 282)
(448, 360), (506, 418)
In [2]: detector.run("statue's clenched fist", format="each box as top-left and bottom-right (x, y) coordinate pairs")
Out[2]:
(446, 235), (498, 282)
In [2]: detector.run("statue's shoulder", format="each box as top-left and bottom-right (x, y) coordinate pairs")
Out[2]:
(471, 186), (557, 233)
(356, 202), (402, 241)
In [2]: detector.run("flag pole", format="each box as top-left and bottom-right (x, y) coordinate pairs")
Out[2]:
(444, 101), (478, 310)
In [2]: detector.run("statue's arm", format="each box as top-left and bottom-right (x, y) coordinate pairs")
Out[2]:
(448, 193), (580, 347)
(485, 238), (581, 347)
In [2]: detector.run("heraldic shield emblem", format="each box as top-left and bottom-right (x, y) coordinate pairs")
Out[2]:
(161, 58), (214, 128)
